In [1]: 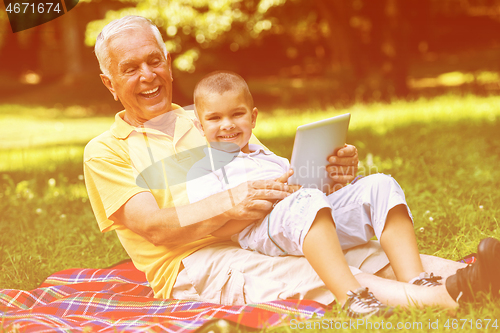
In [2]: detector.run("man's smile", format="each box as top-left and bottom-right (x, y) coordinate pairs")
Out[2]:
(139, 86), (161, 98)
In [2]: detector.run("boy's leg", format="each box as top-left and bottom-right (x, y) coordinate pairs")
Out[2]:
(328, 175), (500, 300)
(302, 208), (361, 305)
(241, 188), (386, 307)
(268, 200), (393, 316)
(379, 204), (425, 282)
(241, 188), (365, 304)
(328, 174), (428, 282)
(356, 273), (458, 308)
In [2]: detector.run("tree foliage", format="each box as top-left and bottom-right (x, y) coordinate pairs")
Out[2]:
(0, 0), (495, 105)
(85, 0), (287, 73)
(84, 0), (420, 98)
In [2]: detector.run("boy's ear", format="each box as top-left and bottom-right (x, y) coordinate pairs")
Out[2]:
(100, 74), (119, 101)
(194, 118), (204, 135)
(193, 105), (204, 135)
(251, 107), (258, 128)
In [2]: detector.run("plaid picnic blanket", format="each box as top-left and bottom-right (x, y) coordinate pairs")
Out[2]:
(0, 260), (326, 332)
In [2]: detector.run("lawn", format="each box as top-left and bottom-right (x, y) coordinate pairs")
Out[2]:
(1, 94), (500, 332)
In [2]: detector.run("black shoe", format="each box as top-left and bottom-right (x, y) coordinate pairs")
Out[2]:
(342, 287), (394, 318)
(410, 272), (442, 287)
(446, 237), (500, 302)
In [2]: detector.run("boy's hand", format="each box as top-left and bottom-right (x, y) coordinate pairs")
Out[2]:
(326, 144), (358, 194)
(275, 169), (301, 192)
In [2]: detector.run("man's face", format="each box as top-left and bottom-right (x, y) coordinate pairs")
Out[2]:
(100, 27), (173, 125)
(197, 90), (257, 153)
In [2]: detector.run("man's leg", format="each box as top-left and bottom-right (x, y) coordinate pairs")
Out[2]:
(176, 237), (389, 307)
(176, 241), (460, 309)
(376, 254), (466, 281)
(377, 239), (500, 303)
(175, 240), (465, 309)
(176, 241), (337, 306)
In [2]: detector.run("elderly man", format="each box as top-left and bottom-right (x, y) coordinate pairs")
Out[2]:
(84, 15), (499, 311)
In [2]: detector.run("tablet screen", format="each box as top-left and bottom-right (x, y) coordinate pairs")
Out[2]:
(288, 113), (350, 193)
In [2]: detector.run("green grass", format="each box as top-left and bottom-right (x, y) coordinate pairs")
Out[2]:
(1, 94), (500, 332)
(0, 106), (125, 292)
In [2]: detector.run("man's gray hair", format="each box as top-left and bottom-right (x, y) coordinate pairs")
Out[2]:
(95, 15), (167, 76)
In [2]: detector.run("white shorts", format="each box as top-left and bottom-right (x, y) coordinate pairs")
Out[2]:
(172, 174), (413, 305)
(234, 173), (412, 256)
(235, 188), (330, 256)
(329, 173), (413, 250)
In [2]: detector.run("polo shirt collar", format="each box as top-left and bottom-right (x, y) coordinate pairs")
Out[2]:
(244, 143), (273, 156)
(110, 104), (188, 139)
(205, 143), (272, 157)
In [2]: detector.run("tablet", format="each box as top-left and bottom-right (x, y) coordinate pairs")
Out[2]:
(288, 113), (350, 193)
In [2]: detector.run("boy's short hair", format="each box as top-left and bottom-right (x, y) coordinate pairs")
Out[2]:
(194, 71), (254, 115)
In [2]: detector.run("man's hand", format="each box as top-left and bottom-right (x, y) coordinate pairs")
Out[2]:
(226, 179), (292, 220)
(326, 144), (359, 194)
(209, 171), (299, 239)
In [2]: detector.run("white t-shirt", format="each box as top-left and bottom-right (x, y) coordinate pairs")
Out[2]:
(186, 143), (289, 203)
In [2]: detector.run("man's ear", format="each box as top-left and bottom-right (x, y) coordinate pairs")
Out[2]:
(167, 52), (173, 81)
(251, 107), (258, 128)
(100, 74), (119, 101)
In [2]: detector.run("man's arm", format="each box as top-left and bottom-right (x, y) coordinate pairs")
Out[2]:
(326, 144), (359, 193)
(110, 179), (292, 246)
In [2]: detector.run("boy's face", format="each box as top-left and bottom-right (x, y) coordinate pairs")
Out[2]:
(197, 89), (257, 153)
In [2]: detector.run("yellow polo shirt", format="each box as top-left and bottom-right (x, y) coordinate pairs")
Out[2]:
(84, 105), (264, 298)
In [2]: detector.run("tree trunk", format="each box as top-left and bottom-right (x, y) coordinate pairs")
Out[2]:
(314, 0), (353, 71)
(61, 9), (83, 85)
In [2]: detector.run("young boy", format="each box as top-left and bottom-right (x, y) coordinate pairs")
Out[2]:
(186, 71), (498, 316)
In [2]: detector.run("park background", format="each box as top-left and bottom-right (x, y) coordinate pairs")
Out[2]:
(1, 0), (500, 331)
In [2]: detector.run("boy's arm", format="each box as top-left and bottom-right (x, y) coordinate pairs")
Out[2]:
(187, 158), (256, 238)
(186, 158), (225, 204)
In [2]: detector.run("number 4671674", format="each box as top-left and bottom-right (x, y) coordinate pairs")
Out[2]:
(6, 2), (61, 14)
(443, 319), (498, 330)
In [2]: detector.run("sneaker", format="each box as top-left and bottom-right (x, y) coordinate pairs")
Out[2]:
(445, 237), (500, 302)
(342, 287), (394, 318)
(409, 272), (442, 287)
